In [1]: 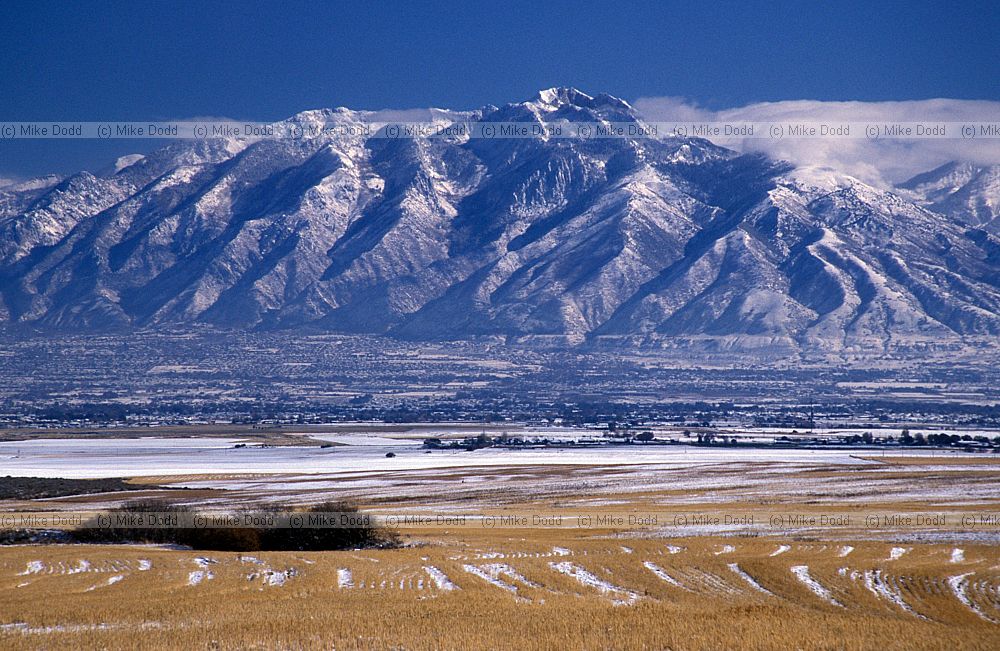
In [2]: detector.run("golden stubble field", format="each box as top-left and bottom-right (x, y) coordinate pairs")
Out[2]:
(1, 532), (998, 650)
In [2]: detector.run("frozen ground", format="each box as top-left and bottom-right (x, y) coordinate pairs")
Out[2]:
(2, 432), (998, 541)
(0, 435), (930, 479)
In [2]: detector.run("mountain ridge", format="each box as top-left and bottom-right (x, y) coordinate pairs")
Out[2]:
(1, 88), (998, 352)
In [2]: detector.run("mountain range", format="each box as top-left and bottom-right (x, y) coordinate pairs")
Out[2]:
(1, 88), (998, 352)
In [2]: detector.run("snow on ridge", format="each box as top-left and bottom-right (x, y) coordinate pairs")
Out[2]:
(423, 566), (458, 591)
(643, 561), (687, 590)
(948, 573), (996, 623)
(550, 561), (639, 605)
(727, 563), (773, 596)
(790, 565), (842, 607)
(862, 570), (922, 618)
(462, 564), (517, 593)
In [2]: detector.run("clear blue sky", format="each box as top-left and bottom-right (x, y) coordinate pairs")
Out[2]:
(2, 0), (997, 177)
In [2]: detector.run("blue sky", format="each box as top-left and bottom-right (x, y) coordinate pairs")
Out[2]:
(2, 0), (998, 177)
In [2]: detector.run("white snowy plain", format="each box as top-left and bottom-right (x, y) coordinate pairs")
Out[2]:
(0, 436), (889, 479)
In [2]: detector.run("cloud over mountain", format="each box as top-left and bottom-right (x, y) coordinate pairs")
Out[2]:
(633, 97), (1000, 187)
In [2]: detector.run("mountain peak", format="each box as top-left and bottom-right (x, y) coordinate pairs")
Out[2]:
(531, 87), (633, 113)
(535, 87), (593, 106)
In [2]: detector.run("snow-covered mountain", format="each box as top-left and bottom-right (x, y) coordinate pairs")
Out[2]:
(897, 161), (1000, 231)
(1, 88), (998, 352)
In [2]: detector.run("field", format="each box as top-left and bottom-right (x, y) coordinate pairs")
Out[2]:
(2, 535), (998, 650)
(1, 428), (999, 649)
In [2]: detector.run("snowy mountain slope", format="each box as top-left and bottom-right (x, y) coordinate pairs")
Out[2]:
(897, 161), (1000, 231)
(0, 89), (997, 351)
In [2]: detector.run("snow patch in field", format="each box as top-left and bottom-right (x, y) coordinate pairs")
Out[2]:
(791, 565), (842, 607)
(67, 560), (90, 574)
(665, 545), (684, 554)
(888, 547), (909, 561)
(463, 563), (539, 595)
(948, 573), (996, 623)
(862, 570), (922, 617)
(493, 564), (538, 588)
(248, 567), (298, 587)
(137, 560), (152, 571)
(265, 569), (295, 587)
(728, 563), (772, 595)
(1, 622), (110, 634)
(0, 621), (166, 635)
(550, 561), (639, 605)
(85, 575), (124, 592)
(186, 557), (217, 585)
(643, 561), (687, 589)
(186, 570), (212, 586)
(838, 546), (854, 557)
(714, 544), (736, 555)
(337, 568), (353, 589)
(19, 561), (43, 575)
(552, 546), (571, 556)
(770, 545), (790, 557)
(463, 564), (517, 593)
(423, 566), (458, 591)
(950, 548), (965, 563)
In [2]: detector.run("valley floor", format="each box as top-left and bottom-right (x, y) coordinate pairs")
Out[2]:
(1, 429), (998, 649)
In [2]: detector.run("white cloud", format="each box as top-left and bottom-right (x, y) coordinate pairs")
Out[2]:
(633, 97), (1000, 187)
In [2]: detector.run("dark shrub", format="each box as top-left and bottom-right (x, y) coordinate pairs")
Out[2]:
(74, 499), (397, 551)
(264, 500), (400, 551)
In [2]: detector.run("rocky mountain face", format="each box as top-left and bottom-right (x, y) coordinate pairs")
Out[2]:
(1, 88), (999, 352)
